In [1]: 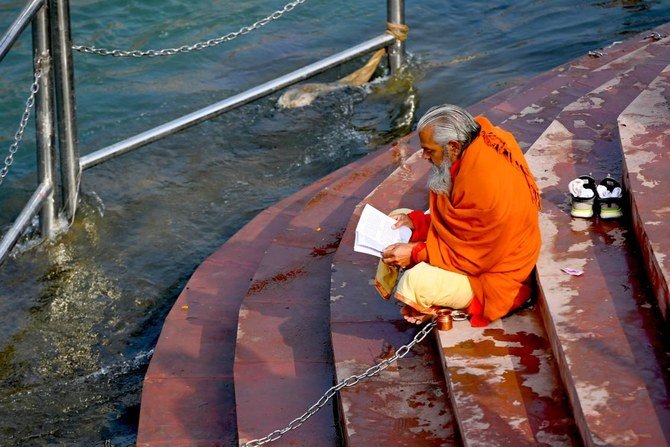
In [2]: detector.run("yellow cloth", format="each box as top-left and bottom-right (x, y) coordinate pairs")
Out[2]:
(395, 262), (474, 313)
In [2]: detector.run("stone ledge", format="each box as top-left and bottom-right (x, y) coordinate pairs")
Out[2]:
(618, 63), (670, 321)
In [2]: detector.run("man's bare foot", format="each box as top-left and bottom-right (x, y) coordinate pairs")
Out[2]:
(400, 305), (433, 325)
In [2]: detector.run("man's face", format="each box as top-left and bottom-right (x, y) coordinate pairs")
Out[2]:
(419, 126), (462, 166)
(421, 125), (456, 196)
(419, 126), (444, 166)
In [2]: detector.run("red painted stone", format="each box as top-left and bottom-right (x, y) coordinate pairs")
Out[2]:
(526, 38), (670, 445)
(619, 65), (670, 320)
(235, 299), (332, 364)
(233, 139), (408, 445)
(138, 144), (360, 445)
(138, 377), (236, 447)
(146, 316), (236, 379)
(140, 22), (670, 447)
(437, 306), (580, 447)
(234, 361), (338, 446)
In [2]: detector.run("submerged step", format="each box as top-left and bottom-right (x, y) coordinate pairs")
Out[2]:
(618, 63), (670, 321)
(526, 39), (670, 446)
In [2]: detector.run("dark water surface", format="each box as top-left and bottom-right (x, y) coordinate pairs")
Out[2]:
(1, 0), (669, 445)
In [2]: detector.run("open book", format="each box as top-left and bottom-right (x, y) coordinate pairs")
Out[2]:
(354, 204), (412, 257)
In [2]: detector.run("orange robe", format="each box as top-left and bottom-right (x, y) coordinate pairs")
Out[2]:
(412, 116), (541, 325)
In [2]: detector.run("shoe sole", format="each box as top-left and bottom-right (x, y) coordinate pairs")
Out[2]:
(600, 209), (623, 219)
(571, 207), (594, 218)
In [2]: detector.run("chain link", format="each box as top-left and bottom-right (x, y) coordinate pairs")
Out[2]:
(72, 0), (307, 58)
(241, 320), (437, 447)
(0, 65), (43, 187)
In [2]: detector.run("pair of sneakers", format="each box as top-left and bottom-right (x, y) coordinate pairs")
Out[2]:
(569, 174), (623, 219)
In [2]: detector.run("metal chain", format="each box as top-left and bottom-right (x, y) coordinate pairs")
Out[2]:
(0, 65), (43, 187)
(72, 0), (307, 57)
(241, 320), (437, 447)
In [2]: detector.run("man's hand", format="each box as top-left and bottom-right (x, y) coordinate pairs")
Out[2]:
(391, 213), (414, 230)
(381, 242), (417, 268)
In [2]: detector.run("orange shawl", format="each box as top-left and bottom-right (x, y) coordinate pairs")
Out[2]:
(417, 116), (541, 323)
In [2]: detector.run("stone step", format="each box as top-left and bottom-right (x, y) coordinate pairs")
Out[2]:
(330, 140), (461, 446)
(330, 26), (670, 447)
(488, 24), (670, 148)
(525, 36), (670, 446)
(471, 24), (670, 121)
(233, 142), (409, 446)
(432, 68), (595, 446)
(138, 22), (670, 447)
(618, 63), (670, 321)
(436, 305), (581, 446)
(327, 36), (653, 445)
(137, 154), (381, 446)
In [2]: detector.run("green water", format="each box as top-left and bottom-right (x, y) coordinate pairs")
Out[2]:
(1, 0), (669, 445)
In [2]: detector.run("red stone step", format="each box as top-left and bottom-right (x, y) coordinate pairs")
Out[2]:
(525, 37), (670, 446)
(618, 64), (670, 321)
(436, 306), (580, 446)
(233, 141), (410, 446)
(470, 24), (670, 123)
(488, 24), (670, 146)
(138, 22), (670, 447)
(330, 144), (461, 446)
(427, 41), (663, 444)
(327, 37), (651, 447)
(137, 154), (383, 446)
(331, 26), (670, 447)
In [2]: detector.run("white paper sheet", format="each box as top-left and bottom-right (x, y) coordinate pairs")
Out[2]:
(353, 204), (412, 257)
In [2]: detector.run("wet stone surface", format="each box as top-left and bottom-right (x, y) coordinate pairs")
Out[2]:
(526, 35), (670, 446)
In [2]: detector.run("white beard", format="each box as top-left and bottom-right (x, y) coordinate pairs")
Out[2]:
(427, 157), (453, 196)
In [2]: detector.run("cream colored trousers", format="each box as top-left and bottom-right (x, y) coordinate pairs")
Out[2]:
(395, 261), (474, 313)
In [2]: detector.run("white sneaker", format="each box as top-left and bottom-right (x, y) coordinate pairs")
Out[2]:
(569, 175), (597, 218)
(598, 176), (623, 219)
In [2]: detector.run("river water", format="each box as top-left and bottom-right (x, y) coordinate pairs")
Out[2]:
(1, 0), (669, 445)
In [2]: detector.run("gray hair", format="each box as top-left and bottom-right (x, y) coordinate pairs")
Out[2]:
(416, 104), (480, 148)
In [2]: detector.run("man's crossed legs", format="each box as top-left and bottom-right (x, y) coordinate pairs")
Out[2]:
(394, 262), (473, 324)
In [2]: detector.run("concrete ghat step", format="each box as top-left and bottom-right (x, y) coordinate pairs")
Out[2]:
(330, 141), (461, 446)
(437, 306), (580, 446)
(137, 155), (362, 446)
(233, 140), (410, 446)
(618, 63), (670, 321)
(466, 23), (666, 119)
(487, 25), (670, 150)
(525, 40), (670, 446)
(325, 30), (669, 444)
(328, 50), (612, 442)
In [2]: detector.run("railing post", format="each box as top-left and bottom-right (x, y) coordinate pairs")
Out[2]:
(386, 0), (406, 74)
(49, 0), (79, 222)
(33, 1), (57, 239)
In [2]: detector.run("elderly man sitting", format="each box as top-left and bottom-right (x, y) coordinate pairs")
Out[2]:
(379, 104), (541, 326)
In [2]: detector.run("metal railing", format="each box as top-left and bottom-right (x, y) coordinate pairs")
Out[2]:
(0, 0), (407, 266)
(0, 0), (61, 261)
